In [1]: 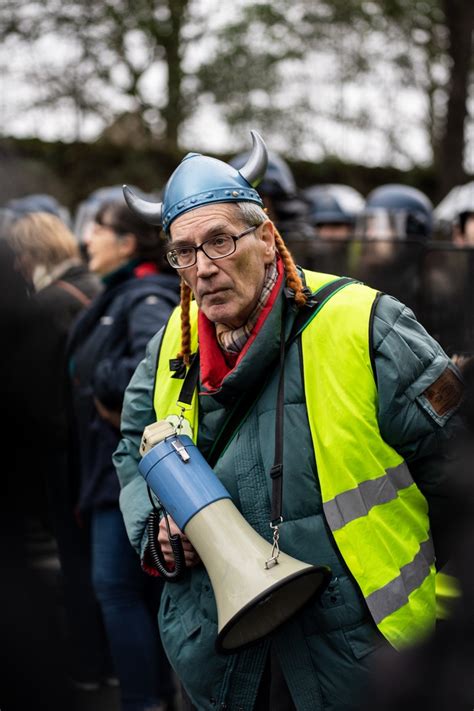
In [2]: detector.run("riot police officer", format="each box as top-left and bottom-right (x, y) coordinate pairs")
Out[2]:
(355, 183), (433, 241)
(304, 183), (364, 240)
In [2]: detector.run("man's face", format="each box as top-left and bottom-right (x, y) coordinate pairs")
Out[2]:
(169, 203), (276, 328)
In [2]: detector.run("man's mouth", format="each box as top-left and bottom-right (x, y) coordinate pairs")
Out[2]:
(200, 287), (229, 299)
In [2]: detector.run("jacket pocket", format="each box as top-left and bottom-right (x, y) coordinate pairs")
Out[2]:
(159, 581), (232, 710)
(302, 575), (365, 634)
(343, 620), (386, 660)
(160, 583), (205, 643)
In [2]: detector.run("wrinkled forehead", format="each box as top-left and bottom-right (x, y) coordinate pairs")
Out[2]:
(169, 202), (244, 243)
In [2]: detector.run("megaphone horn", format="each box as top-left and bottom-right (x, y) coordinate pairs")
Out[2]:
(139, 421), (331, 654)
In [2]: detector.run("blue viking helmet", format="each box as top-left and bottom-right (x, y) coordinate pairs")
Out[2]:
(123, 130), (268, 233)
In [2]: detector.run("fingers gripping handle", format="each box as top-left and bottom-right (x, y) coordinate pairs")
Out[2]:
(146, 509), (186, 581)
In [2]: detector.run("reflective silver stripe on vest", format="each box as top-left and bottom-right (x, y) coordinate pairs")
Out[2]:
(323, 462), (413, 531)
(365, 537), (435, 624)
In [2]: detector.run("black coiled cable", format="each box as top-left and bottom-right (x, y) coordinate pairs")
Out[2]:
(146, 487), (186, 581)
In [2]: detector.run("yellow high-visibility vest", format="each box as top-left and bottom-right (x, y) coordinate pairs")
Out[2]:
(153, 270), (436, 649)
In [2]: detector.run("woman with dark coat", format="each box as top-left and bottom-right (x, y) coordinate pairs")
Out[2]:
(67, 200), (180, 711)
(2, 211), (103, 708)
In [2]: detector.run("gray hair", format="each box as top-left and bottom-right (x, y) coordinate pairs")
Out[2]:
(167, 201), (268, 242)
(236, 202), (268, 227)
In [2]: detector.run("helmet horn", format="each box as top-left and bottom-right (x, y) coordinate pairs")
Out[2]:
(238, 130), (268, 187)
(123, 185), (163, 226)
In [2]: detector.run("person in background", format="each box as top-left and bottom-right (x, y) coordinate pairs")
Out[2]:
(1, 211), (102, 709)
(67, 198), (180, 711)
(72, 184), (128, 260)
(355, 183), (433, 242)
(352, 183), (433, 317)
(303, 183), (364, 241)
(230, 149), (315, 247)
(452, 210), (474, 246)
(430, 182), (474, 359)
(363, 356), (474, 711)
(300, 183), (365, 274)
(433, 180), (474, 245)
(5, 212), (102, 519)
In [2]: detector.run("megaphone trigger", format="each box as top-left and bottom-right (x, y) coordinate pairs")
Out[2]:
(171, 437), (191, 462)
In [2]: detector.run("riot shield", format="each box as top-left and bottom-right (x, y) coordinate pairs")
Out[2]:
(418, 245), (474, 357)
(289, 237), (424, 319)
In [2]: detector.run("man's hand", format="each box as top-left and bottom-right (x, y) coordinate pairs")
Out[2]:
(158, 515), (201, 568)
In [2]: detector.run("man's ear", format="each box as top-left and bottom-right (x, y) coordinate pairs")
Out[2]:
(260, 220), (276, 264)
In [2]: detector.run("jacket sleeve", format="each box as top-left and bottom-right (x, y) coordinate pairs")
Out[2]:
(93, 293), (175, 410)
(373, 294), (465, 567)
(113, 328), (164, 567)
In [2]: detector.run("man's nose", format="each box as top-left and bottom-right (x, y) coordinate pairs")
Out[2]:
(195, 248), (219, 276)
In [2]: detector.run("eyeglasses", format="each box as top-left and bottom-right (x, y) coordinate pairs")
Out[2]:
(166, 225), (258, 269)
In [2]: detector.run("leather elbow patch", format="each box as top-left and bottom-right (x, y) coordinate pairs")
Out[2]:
(422, 367), (464, 418)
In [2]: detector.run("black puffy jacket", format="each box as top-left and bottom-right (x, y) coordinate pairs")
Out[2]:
(67, 263), (180, 513)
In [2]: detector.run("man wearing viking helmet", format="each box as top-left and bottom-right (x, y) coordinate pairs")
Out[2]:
(114, 132), (462, 710)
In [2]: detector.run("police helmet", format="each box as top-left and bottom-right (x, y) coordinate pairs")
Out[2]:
(229, 149), (296, 200)
(303, 184), (364, 226)
(356, 184), (433, 240)
(434, 181), (474, 236)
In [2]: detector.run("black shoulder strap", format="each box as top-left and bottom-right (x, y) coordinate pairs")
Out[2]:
(288, 276), (357, 344)
(269, 276), (357, 525)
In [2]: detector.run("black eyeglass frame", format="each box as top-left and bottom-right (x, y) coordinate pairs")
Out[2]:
(166, 225), (259, 269)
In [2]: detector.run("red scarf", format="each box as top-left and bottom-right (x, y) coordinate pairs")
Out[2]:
(199, 257), (284, 393)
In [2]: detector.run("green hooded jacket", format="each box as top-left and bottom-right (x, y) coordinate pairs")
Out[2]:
(114, 274), (463, 710)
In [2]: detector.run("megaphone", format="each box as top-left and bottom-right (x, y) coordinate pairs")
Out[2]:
(139, 421), (331, 654)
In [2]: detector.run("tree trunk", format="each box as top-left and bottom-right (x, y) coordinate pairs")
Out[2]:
(162, 0), (189, 152)
(436, 0), (474, 201)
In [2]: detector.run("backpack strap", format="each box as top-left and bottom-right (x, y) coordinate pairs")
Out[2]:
(55, 279), (92, 307)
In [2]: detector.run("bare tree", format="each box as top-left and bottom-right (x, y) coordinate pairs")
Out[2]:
(198, 0), (473, 194)
(437, 0), (474, 199)
(0, 0), (201, 150)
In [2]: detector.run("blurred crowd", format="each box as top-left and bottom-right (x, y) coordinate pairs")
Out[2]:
(0, 153), (473, 711)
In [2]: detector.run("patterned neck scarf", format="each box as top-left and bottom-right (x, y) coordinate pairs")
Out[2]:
(215, 258), (279, 354)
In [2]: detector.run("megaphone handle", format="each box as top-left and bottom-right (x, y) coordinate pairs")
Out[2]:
(146, 510), (186, 581)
